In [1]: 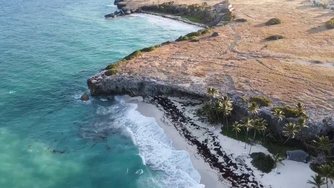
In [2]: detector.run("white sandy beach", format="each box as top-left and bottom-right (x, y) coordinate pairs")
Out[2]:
(124, 96), (319, 188)
(124, 96), (228, 188)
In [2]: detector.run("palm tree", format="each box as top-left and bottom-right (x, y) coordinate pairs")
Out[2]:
(252, 118), (267, 139)
(297, 117), (308, 139)
(307, 174), (326, 188)
(272, 108), (285, 121)
(217, 96), (233, 128)
(232, 122), (242, 139)
(318, 164), (333, 188)
(297, 117), (308, 130)
(282, 122), (300, 144)
(207, 87), (219, 99)
(248, 102), (259, 116)
(296, 102), (307, 118)
(243, 118), (254, 137)
(241, 118), (254, 149)
(313, 136), (332, 156)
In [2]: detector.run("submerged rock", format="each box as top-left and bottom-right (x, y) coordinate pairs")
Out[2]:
(286, 150), (310, 163)
(104, 13), (115, 18)
(80, 93), (89, 101)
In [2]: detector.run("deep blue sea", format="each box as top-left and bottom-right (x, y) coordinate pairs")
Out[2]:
(0, 0), (202, 187)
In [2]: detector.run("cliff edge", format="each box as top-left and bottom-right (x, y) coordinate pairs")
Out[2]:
(89, 0), (334, 132)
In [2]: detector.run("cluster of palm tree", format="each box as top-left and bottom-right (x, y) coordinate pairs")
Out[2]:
(307, 136), (334, 187)
(272, 103), (309, 144)
(308, 162), (334, 188)
(204, 87), (234, 126)
(303, 110), (333, 188)
(232, 117), (268, 140)
(313, 136), (332, 157)
(232, 117), (268, 153)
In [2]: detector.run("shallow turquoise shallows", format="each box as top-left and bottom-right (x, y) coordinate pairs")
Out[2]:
(0, 0), (202, 187)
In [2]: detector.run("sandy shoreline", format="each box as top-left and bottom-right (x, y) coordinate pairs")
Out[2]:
(122, 96), (318, 188)
(124, 96), (228, 188)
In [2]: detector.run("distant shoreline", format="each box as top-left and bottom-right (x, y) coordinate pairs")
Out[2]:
(136, 11), (206, 28)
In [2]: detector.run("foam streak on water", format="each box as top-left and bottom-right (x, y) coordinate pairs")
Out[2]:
(117, 97), (204, 188)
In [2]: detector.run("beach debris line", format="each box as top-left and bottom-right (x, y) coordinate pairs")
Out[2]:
(152, 96), (263, 187)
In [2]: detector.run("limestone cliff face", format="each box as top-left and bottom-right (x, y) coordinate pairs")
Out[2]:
(88, 72), (203, 97)
(88, 71), (334, 140)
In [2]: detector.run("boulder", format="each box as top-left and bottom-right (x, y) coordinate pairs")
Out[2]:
(286, 150), (309, 163)
(80, 93), (89, 101)
(104, 13), (115, 18)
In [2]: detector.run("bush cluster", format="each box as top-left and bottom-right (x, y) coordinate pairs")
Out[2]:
(249, 96), (272, 107)
(325, 18), (334, 29)
(141, 2), (215, 24)
(272, 106), (305, 118)
(176, 29), (210, 41)
(265, 18), (281, 26)
(265, 35), (284, 41)
(250, 152), (275, 173)
(105, 63), (120, 76)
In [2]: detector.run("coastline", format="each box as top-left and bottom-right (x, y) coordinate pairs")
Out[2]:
(123, 96), (228, 188)
(124, 96), (317, 188)
(88, 0), (334, 187)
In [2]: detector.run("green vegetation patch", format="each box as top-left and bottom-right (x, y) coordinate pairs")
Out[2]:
(249, 96), (272, 107)
(141, 2), (216, 24)
(141, 46), (156, 52)
(124, 50), (142, 60)
(176, 29), (210, 41)
(325, 18), (334, 29)
(272, 106), (302, 118)
(265, 18), (281, 26)
(190, 38), (200, 42)
(250, 152), (275, 173)
(265, 35), (284, 41)
(105, 62), (121, 76)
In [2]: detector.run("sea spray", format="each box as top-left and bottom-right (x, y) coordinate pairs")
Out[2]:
(114, 97), (205, 188)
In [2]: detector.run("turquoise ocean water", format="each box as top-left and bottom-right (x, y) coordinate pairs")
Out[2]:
(0, 0), (202, 187)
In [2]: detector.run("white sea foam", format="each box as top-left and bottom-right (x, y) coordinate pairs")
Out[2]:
(102, 97), (205, 188)
(106, 4), (116, 7)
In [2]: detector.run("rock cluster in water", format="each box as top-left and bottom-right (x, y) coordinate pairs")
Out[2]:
(105, 0), (134, 18)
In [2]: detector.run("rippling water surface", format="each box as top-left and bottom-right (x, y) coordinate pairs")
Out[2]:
(0, 0), (202, 187)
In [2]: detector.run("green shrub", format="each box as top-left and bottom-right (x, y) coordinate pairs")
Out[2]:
(123, 50), (141, 60)
(141, 2), (214, 24)
(325, 18), (334, 29)
(141, 46), (156, 52)
(199, 103), (224, 123)
(265, 35), (284, 41)
(105, 63), (120, 76)
(272, 106), (300, 118)
(105, 69), (117, 76)
(176, 35), (189, 41)
(161, 41), (171, 45)
(265, 18), (281, 26)
(176, 29), (210, 42)
(249, 96), (272, 107)
(250, 152), (275, 173)
(190, 38), (200, 42)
